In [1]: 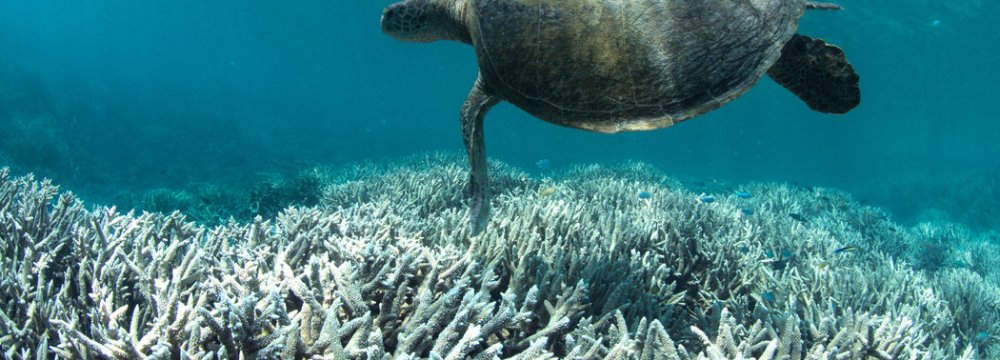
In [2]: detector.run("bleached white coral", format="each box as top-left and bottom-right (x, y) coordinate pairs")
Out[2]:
(0, 156), (994, 359)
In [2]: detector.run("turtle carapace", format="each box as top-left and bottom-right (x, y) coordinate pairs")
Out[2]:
(382, 0), (860, 235)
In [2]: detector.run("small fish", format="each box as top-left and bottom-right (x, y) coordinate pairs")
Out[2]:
(762, 250), (795, 271)
(700, 196), (715, 203)
(693, 181), (706, 187)
(770, 258), (790, 271)
(538, 186), (557, 198)
(817, 261), (830, 271)
(638, 191), (652, 200)
(761, 291), (776, 302)
(833, 245), (860, 254)
(931, 19), (941, 27)
(535, 159), (551, 170)
(976, 332), (990, 342)
(789, 213), (808, 223)
(735, 191), (752, 199)
(741, 207), (754, 216)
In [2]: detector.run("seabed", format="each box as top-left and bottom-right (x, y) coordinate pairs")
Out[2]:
(0, 153), (997, 359)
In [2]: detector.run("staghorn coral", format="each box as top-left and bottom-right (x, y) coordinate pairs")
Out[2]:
(107, 168), (329, 226)
(0, 155), (995, 359)
(249, 169), (325, 219)
(934, 269), (1000, 350)
(115, 184), (250, 225)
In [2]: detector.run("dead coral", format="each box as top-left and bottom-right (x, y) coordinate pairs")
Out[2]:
(0, 157), (992, 358)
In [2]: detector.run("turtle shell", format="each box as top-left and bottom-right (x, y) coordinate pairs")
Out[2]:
(470, 0), (805, 133)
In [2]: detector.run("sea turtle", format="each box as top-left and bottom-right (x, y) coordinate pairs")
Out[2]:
(382, 0), (860, 235)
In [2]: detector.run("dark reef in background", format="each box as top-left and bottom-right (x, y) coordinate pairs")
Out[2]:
(0, 64), (78, 182)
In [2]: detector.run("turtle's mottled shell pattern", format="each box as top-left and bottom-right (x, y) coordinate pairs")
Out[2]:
(470, 0), (805, 133)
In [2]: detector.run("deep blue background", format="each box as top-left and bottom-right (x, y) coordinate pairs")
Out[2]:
(1, 0), (998, 224)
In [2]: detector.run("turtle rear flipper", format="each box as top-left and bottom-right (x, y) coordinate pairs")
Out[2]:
(768, 34), (860, 114)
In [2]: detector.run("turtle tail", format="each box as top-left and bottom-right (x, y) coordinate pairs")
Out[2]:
(767, 34), (860, 114)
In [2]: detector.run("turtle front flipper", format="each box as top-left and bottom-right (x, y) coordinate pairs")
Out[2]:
(461, 75), (500, 236)
(767, 34), (860, 114)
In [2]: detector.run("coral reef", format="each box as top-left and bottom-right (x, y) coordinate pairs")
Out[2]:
(0, 64), (74, 180)
(108, 169), (327, 225)
(854, 173), (1000, 232)
(111, 184), (250, 225)
(0, 154), (996, 359)
(249, 169), (324, 219)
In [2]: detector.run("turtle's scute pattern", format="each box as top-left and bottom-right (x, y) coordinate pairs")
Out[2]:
(472, 0), (805, 133)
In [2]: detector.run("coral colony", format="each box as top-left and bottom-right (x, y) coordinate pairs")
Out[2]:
(1, 153), (998, 359)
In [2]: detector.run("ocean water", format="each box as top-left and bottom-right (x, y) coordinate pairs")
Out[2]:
(1, 0), (999, 358)
(1, 0), (998, 220)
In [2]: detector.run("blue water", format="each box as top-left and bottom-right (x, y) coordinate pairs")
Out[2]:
(1, 0), (998, 227)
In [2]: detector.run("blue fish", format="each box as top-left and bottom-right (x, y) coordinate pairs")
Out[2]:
(735, 191), (752, 199)
(741, 207), (754, 216)
(834, 245), (861, 254)
(976, 332), (990, 342)
(638, 191), (652, 200)
(763, 250), (795, 271)
(771, 259), (790, 271)
(761, 291), (776, 302)
(789, 213), (808, 223)
(535, 159), (550, 170)
(700, 196), (715, 203)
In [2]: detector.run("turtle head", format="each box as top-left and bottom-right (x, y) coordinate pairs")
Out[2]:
(382, 0), (470, 43)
